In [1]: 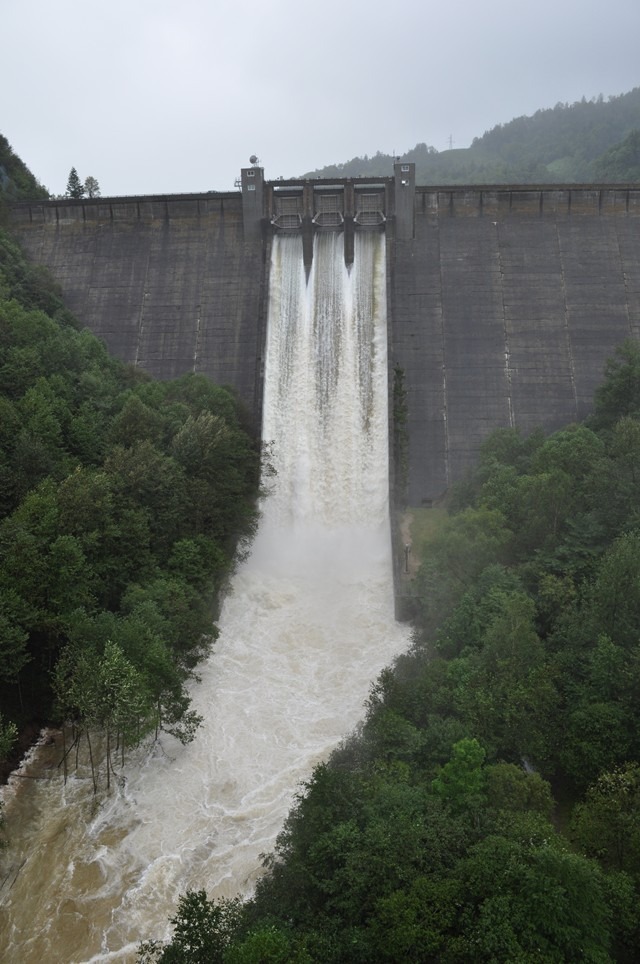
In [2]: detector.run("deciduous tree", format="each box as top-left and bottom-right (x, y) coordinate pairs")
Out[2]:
(83, 176), (100, 198)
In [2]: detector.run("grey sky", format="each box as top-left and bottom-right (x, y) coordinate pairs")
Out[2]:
(4, 0), (640, 197)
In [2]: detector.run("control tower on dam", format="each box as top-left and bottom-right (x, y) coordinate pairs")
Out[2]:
(9, 167), (640, 509)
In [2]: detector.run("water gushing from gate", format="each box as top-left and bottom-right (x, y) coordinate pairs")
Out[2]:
(0, 230), (408, 962)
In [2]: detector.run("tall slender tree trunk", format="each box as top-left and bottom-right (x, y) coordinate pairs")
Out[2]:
(106, 727), (111, 791)
(86, 730), (97, 795)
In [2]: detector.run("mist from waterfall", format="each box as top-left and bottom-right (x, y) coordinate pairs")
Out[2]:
(0, 229), (408, 963)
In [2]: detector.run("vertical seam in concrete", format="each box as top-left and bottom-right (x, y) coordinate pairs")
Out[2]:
(135, 241), (151, 368)
(556, 221), (579, 420)
(193, 303), (202, 372)
(614, 217), (633, 339)
(193, 218), (209, 373)
(85, 220), (95, 323)
(436, 216), (450, 487)
(495, 221), (514, 428)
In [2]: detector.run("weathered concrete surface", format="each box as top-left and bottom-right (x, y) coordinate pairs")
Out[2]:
(390, 187), (640, 505)
(9, 186), (640, 508)
(9, 194), (268, 425)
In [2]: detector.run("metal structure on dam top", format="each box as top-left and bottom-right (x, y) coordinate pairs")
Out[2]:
(240, 161), (416, 269)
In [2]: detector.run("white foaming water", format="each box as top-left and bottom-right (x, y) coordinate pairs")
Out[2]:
(0, 230), (408, 962)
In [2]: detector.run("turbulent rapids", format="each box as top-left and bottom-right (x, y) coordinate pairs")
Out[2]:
(0, 230), (408, 962)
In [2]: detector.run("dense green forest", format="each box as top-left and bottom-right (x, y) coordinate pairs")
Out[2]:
(140, 342), (640, 961)
(0, 208), (261, 786)
(303, 87), (640, 185)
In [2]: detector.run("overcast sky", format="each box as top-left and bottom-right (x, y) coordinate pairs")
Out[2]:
(4, 0), (640, 197)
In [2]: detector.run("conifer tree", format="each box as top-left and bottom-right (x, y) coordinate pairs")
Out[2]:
(65, 167), (84, 198)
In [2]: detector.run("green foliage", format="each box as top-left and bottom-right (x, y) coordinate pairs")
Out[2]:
(0, 713), (17, 764)
(431, 737), (486, 813)
(591, 339), (640, 430)
(588, 531), (640, 646)
(0, 134), (49, 200)
(484, 762), (553, 818)
(0, 235), (76, 324)
(571, 765), (640, 877)
(412, 505), (511, 638)
(83, 175), (100, 198)
(0, 222), (260, 775)
(594, 129), (640, 181)
(147, 335), (640, 960)
(304, 87), (640, 185)
(448, 831), (624, 962)
(226, 925), (312, 963)
(140, 891), (243, 963)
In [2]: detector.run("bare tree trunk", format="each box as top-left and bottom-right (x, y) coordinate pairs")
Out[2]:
(106, 727), (111, 791)
(86, 730), (97, 795)
(57, 728), (80, 783)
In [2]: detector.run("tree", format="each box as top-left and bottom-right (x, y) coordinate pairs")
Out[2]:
(484, 762), (554, 818)
(431, 737), (486, 814)
(83, 176), (100, 198)
(145, 890), (243, 963)
(0, 587), (31, 685)
(449, 829), (630, 962)
(226, 925), (312, 963)
(54, 638), (152, 791)
(441, 589), (558, 767)
(0, 712), (17, 764)
(413, 506), (512, 636)
(571, 764), (640, 876)
(591, 339), (640, 430)
(594, 129), (640, 181)
(588, 531), (640, 648)
(65, 167), (85, 199)
(94, 639), (151, 785)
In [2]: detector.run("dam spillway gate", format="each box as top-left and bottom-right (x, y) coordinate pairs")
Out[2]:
(241, 162), (413, 271)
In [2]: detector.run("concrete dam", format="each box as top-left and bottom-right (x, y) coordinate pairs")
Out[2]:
(9, 165), (640, 506)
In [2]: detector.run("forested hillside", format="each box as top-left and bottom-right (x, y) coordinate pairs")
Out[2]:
(304, 87), (640, 185)
(0, 221), (261, 785)
(0, 135), (48, 201)
(142, 342), (640, 962)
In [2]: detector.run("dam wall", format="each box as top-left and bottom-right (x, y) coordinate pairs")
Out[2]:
(391, 186), (640, 505)
(8, 193), (268, 424)
(9, 183), (640, 508)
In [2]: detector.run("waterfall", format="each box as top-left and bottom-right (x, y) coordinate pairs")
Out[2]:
(0, 230), (408, 963)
